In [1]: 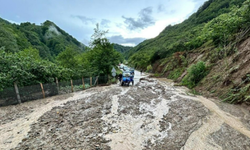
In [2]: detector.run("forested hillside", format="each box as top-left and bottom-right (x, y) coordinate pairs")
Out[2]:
(127, 0), (247, 68)
(0, 20), (122, 90)
(113, 44), (132, 55)
(126, 0), (250, 104)
(0, 19), (85, 60)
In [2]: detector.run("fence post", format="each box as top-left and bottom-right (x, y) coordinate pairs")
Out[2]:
(40, 83), (45, 98)
(94, 76), (99, 86)
(71, 79), (74, 92)
(56, 77), (59, 92)
(97, 76), (99, 85)
(82, 76), (85, 90)
(14, 82), (21, 104)
(90, 77), (92, 87)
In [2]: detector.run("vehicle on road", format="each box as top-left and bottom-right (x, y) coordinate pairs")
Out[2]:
(119, 65), (124, 69)
(121, 71), (134, 86)
(129, 68), (135, 75)
(123, 66), (130, 71)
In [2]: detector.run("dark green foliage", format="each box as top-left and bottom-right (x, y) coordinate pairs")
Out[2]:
(0, 19), (124, 90)
(126, 0), (250, 70)
(113, 44), (132, 54)
(0, 48), (45, 89)
(182, 61), (208, 88)
(0, 18), (92, 90)
(86, 24), (123, 75)
(56, 46), (80, 68)
(0, 47), (81, 90)
(0, 18), (85, 60)
(0, 26), (19, 52)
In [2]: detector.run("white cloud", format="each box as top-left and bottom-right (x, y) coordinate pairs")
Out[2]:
(108, 35), (146, 46)
(122, 7), (155, 30)
(73, 15), (96, 25)
(0, 0), (208, 46)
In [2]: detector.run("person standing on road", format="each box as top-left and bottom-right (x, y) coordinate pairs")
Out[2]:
(118, 73), (122, 82)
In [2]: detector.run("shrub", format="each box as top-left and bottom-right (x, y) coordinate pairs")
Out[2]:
(182, 61), (208, 88)
(146, 65), (153, 72)
(168, 68), (184, 81)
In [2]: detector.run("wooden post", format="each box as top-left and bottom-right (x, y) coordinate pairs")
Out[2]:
(82, 77), (85, 90)
(14, 82), (21, 104)
(56, 77), (59, 92)
(94, 76), (99, 86)
(71, 80), (74, 92)
(90, 77), (92, 87)
(97, 76), (99, 85)
(40, 83), (45, 99)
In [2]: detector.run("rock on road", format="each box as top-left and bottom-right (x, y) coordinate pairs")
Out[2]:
(0, 74), (250, 149)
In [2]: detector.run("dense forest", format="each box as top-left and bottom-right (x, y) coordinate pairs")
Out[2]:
(0, 20), (123, 90)
(0, 19), (85, 60)
(126, 0), (250, 103)
(113, 44), (133, 55)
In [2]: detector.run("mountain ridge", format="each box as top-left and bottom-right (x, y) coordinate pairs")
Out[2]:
(0, 18), (85, 60)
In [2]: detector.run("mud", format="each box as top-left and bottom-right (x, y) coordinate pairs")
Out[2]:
(14, 88), (118, 150)
(0, 94), (73, 126)
(1, 77), (250, 150)
(211, 123), (250, 150)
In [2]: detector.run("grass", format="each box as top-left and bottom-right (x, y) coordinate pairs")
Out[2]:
(168, 68), (184, 81)
(223, 83), (250, 104)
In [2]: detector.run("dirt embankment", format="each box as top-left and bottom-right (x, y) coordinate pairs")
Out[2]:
(152, 37), (250, 105)
(196, 37), (250, 103)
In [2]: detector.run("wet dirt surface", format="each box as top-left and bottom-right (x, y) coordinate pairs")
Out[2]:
(0, 94), (73, 126)
(1, 75), (250, 150)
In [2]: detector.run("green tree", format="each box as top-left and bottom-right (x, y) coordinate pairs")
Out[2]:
(88, 24), (122, 75)
(0, 49), (35, 89)
(56, 46), (79, 68)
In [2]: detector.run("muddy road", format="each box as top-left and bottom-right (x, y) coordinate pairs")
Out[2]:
(0, 74), (250, 149)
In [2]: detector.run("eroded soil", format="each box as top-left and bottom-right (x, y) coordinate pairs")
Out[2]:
(0, 78), (250, 150)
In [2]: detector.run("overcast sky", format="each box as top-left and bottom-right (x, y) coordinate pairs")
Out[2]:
(0, 0), (207, 46)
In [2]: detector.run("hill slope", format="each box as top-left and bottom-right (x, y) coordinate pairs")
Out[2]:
(113, 43), (132, 54)
(0, 19), (85, 60)
(126, 0), (246, 68)
(126, 0), (250, 104)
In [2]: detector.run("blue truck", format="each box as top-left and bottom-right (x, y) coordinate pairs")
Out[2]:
(121, 71), (134, 86)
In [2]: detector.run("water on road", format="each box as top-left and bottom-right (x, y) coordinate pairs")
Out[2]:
(1, 73), (250, 150)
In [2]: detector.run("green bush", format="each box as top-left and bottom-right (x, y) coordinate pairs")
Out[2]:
(182, 61), (208, 88)
(168, 68), (184, 81)
(73, 85), (84, 91)
(146, 65), (153, 72)
(84, 84), (90, 89)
